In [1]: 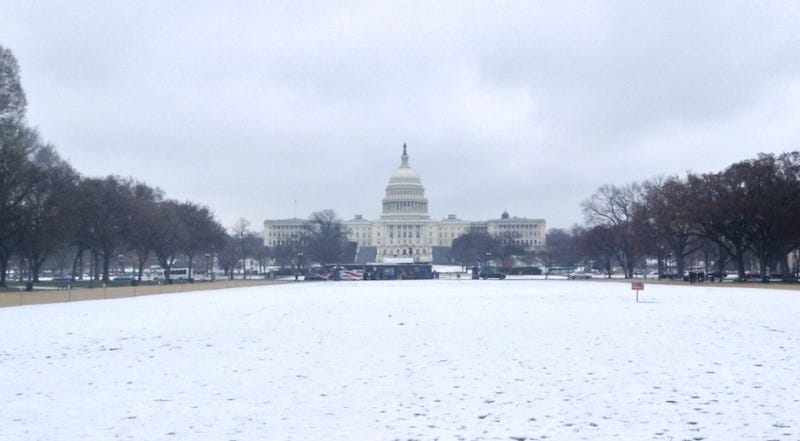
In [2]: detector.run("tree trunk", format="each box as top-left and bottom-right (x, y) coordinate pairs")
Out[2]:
(735, 245), (747, 281)
(71, 247), (82, 281)
(0, 257), (8, 287)
(92, 250), (101, 282)
(674, 250), (685, 281)
(715, 243), (728, 273)
(135, 249), (149, 282)
(102, 254), (111, 282)
(779, 253), (790, 281)
(31, 251), (46, 283)
(136, 260), (146, 282)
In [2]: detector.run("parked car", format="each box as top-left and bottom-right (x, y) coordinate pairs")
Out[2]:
(744, 271), (761, 279)
(112, 275), (139, 286)
(304, 273), (327, 281)
(479, 269), (506, 279)
(570, 272), (592, 279)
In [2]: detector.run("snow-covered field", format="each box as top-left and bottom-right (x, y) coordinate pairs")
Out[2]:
(1, 280), (798, 440)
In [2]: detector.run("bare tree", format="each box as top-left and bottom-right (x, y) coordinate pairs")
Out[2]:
(0, 45), (31, 285)
(689, 168), (757, 281)
(230, 218), (251, 279)
(451, 232), (501, 267)
(538, 228), (578, 274)
(0, 127), (40, 286)
(581, 183), (645, 278)
(214, 234), (238, 279)
(126, 183), (163, 281)
(722, 153), (800, 279)
(0, 45), (26, 127)
(305, 210), (351, 265)
(19, 143), (80, 281)
(70, 176), (142, 283)
(640, 176), (704, 277)
(178, 201), (227, 281)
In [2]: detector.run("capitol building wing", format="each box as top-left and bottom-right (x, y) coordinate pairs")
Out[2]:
(264, 145), (546, 263)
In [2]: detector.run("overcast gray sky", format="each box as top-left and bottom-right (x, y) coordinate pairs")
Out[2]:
(3, 1), (800, 231)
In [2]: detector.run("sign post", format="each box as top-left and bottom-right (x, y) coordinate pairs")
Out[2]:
(631, 282), (644, 302)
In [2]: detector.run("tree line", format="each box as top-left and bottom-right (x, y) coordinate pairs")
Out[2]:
(443, 151), (800, 282)
(7, 44), (799, 283)
(2, 45), (357, 284)
(547, 152), (800, 281)
(1, 45), (234, 286)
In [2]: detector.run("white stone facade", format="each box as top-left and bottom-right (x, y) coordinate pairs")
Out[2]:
(339, 145), (468, 261)
(264, 145), (546, 262)
(473, 213), (547, 248)
(263, 218), (310, 247)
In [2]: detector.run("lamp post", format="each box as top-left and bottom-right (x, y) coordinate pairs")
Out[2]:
(210, 246), (216, 281)
(294, 252), (300, 281)
(205, 253), (210, 281)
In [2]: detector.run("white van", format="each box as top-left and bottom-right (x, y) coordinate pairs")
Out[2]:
(152, 267), (190, 282)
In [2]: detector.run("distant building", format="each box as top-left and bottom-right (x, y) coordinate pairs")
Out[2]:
(263, 218), (310, 248)
(264, 145), (546, 263)
(470, 210), (546, 249)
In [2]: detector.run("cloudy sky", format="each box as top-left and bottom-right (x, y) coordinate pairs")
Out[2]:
(3, 1), (800, 231)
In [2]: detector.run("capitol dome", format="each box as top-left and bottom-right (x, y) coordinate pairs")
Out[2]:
(381, 144), (429, 220)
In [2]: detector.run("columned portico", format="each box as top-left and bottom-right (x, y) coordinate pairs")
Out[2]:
(372, 144), (437, 262)
(270, 144), (546, 264)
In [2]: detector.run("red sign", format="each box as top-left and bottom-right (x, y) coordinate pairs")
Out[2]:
(631, 282), (644, 290)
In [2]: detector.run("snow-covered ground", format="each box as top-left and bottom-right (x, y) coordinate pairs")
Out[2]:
(1, 280), (798, 440)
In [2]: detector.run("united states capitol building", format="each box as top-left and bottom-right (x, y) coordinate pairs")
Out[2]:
(264, 145), (546, 263)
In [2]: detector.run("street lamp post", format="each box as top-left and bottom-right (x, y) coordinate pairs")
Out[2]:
(297, 252), (304, 279)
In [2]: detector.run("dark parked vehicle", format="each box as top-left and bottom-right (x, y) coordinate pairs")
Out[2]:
(304, 273), (327, 281)
(707, 271), (728, 282)
(479, 269), (506, 279)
